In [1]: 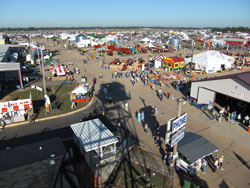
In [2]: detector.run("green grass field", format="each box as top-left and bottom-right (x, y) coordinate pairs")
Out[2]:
(4, 84), (88, 119)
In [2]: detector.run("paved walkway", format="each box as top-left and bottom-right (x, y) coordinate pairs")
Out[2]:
(1, 48), (250, 188)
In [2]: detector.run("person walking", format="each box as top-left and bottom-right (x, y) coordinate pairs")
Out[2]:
(155, 129), (160, 145)
(219, 156), (224, 170)
(244, 115), (249, 127)
(237, 113), (241, 123)
(202, 159), (207, 174)
(167, 91), (171, 99)
(141, 111), (145, 122)
(213, 158), (219, 172)
(158, 89), (163, 101)
(195, 163), (201, 177)
(219, 107), (225, 122)
(144, 123), (149, 134)
(125, 102), (129, 111)
(154, 106), (158, 115)
(232, 111), (237, 123)
(137, 111), (141, 122)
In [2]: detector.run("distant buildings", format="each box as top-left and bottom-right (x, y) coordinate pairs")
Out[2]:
(0, 33), (10, 45)
(0, 44), (23, 92)
(168, 35), (182, 49)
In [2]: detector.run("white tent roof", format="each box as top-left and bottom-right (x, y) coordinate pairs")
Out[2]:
(72, 85), (90, 94)
(70, 119), (119, 152)
(185, 50), (235, 73)
(50, 65), (67, 76)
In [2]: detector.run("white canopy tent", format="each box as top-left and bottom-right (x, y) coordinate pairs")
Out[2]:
(185, 50), (235, 73)
(72, 85), (90, 94)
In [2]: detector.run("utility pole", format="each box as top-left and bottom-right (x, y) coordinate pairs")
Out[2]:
(172, 98), (183, 167)
(40, 45), (48, 97)
(189, 40), (194, 78)
(171, 98), (183, 188)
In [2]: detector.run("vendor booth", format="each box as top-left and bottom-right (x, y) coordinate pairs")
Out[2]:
(152, 55), (165, 69)
(50, 65), (67, 77)
(0, 99), (33, 125)
(163, 56), (185, 70)
(71, 85), (92, 103)
(177, 132), (218, 173)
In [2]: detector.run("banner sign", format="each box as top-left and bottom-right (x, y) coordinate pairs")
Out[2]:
(171, 113), (187, 134)
(0, 99), (32, 113)
(171, 127), (185, 148)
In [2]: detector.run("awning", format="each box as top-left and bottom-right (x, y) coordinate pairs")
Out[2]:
(72, 85), (90, 94)
(178, 132), (218, 164)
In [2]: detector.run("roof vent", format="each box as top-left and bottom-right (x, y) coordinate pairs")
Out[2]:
(50, 160), (55, 165)
(50, 153), (55, 158)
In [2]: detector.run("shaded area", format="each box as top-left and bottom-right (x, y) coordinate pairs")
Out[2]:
(233, 152), (250, 170)
(177, 168), (209, 188)
(219, 180), (230, 188)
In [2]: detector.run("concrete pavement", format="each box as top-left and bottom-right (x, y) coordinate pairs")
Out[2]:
(1, 48), (250, 187)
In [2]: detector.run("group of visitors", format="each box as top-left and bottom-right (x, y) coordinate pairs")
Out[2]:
(193, 158), (208, 176)
(135, 110), (149, 134)
(219, 106), (250, 126)
(112, 71), (122, 79)
(100, 61), (110, 70)
(213, 155), (224, 172)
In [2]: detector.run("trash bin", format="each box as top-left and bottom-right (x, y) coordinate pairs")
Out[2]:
(192, 184), (200, 188)
(183, 180), (191, 188)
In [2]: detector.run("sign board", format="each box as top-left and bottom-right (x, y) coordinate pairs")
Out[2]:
(171, 127), (185, 148)
(165, 117), (176, 144)
(171, 113), (187, 134)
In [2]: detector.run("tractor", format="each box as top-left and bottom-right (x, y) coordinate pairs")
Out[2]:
(109, 58), (121, 65)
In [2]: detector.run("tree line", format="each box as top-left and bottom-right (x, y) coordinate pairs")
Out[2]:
(0, 26), (249, 32)
(210, 27), (250, 33)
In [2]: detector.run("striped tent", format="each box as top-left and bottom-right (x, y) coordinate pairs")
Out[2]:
(50, 65), (67, 76)
(152, 55), (165, 68)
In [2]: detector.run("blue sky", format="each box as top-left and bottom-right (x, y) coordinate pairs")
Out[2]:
(1, 0), (250, 28)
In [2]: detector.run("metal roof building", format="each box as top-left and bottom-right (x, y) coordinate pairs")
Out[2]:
(190, 71), (250, 105)
(70, 118), (119, 166)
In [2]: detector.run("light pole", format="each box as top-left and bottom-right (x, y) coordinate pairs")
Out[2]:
(39, 44), (50, 113)
(40, 45), (47, 96)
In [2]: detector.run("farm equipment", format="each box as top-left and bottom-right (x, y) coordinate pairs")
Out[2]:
(126, 58), (135, 66)
(109, 58), (121, 65)
(107, 50), (113, 56)
(108, 45), (116, 50)
(118, 48), (131, 54)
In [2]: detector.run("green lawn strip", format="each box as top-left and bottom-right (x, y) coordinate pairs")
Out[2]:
(5, 84), (88, 119)
(7, 89), (43, 101)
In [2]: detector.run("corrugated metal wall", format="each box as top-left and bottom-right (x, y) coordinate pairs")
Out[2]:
(197, 88), (215, 104)
(191, 78), (250, 103)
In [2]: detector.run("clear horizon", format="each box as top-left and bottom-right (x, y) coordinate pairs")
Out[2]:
(1, 0), (250, 28)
